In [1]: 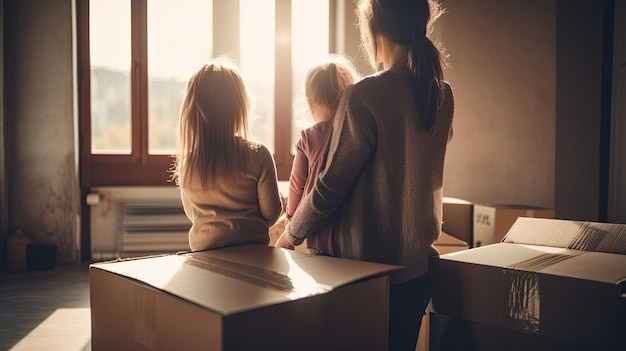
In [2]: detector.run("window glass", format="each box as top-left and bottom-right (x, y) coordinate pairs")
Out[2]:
(240, 0), (275, 151)
(291, 0), (329, 152)
(147, 0), (213, 155)
(89, 0), (132, 154)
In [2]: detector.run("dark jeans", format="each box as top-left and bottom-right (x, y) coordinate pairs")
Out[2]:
(389, 272), (433, 351)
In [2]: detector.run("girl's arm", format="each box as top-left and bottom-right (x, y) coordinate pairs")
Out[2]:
(256, 145), (283, 226)
(287, 137), (308, 218)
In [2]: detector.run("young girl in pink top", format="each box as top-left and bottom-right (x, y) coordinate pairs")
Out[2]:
(285, 57), (359, 256)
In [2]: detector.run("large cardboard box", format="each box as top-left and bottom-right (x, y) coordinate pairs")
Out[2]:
(442, 197), (474, 246)
(90, 244), (400, 351)
(430, 218), (626, 351)
(473, 203), (555, 247)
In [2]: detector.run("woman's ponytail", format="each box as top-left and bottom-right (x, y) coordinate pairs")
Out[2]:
(357, 0), (448, 132)
(408, 32), (445, 131)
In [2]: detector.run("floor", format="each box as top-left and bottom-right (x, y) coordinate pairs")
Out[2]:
(0, 263), (92, 351)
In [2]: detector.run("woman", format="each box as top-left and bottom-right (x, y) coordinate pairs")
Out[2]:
(275, 0), (454, 349)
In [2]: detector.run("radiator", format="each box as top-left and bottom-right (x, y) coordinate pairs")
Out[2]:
(118, 202), (191, 255)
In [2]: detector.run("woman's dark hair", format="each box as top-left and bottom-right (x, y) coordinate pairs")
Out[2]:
(357, 0), (448, 131)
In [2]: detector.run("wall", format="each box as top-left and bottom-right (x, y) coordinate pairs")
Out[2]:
(555, 0), (614, 221)
(435, 0), (557, 209)
(4, 0), (80, 264)
(610, 0), (626, 223)
(0, 0), (6, 269)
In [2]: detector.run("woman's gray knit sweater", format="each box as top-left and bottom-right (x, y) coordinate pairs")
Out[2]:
(285, 70), (455, 284)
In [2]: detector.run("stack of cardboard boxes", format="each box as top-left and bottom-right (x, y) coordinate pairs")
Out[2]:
(441, 197), (555, 248)
(416, 198), (557, 351)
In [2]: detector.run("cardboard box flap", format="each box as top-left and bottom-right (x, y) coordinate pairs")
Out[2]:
(443, 197), (474, 205)
(436, 231), (469, 247)
(188, 244), (400, 287)
(502, 217), (626, 255)
(90, 244), (400, 316)
(477, 203), (551, 210)
(439, 242), (626, 284)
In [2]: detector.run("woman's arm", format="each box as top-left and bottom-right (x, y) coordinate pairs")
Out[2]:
(282, 85), (376, 246)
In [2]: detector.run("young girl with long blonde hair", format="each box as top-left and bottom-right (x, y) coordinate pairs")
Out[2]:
(174, 58), (282, 251)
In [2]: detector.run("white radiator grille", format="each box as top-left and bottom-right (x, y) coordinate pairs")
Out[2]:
(118, 202), (191, 255)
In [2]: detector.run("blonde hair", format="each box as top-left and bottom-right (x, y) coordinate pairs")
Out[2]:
(173, 58), (253, 189)
(357, 0), (448, 131)
(305, 56), (359, 118)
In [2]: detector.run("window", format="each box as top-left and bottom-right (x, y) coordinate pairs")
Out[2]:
(78, 0), (334, 186)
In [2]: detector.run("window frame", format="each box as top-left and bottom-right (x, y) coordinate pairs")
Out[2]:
(77, 0), (338, 187)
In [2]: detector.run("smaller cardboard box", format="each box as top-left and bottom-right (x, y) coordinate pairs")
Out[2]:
(434, 231), (470, 255)
(90, 244), (399, 351)
(473, 203), (554, 247)
(442, 197), (474, 246)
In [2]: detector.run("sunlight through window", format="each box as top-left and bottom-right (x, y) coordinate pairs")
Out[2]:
(240, 0), (276, 151)
(282, 250), (331, 300)
(291, 0), (330, 145)
(89, 0), (131, 154)
(147, 0), (213, 155)
(83, 1), (335, 184)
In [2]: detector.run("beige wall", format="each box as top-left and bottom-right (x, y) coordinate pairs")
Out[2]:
(4, 0), (80, 264)
(435, 0), (556, 208)
(611, 0), (626, 223)
(0, 0), (6, 264)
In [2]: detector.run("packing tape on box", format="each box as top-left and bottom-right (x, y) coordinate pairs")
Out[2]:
(503, 269), (540, 334)
(503, 251), (581, 335)
(134, 289), (157, 349)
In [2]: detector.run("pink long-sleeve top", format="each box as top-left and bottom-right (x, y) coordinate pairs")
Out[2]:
(287, 120), (339, 255)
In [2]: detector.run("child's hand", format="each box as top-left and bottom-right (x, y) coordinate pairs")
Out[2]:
(274, 232), (295, 250)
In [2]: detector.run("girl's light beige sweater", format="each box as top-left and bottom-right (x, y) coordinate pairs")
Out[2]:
(181, 143), (283, 251)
